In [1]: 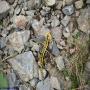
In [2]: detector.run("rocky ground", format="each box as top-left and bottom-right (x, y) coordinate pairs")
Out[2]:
(0, 0), (90, 90)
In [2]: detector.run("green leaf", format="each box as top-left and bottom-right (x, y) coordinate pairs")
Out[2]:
(0, 72), (8, 88)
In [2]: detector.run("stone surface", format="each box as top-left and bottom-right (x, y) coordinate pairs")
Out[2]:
(62, 5), (75, 15)
(50, 76), (61, 90)
(6, 0), (15, 4)
(44, 0), (56, 6)
(0, 1), (10, 19)
(77, 9), (90, 33)
(64, 0), (74, 5)
(7, 69), (17, 87)
(51, 16), (60, 27)
(56, 1), (63, 10)
(75, 0), (83, 9)
(0, 37), (7, 49)
(36, 77), (54, 90)
(8, 51), (39, 81)
(51, 27), (62, 45)
(38, 69), (47, 80)
(51, 41), (60, 56)
(61, 16), (70, 27)
(14, 15), (27, 29)
(30, 78), (38, 87)
(8, 30), (30, 52)
(55, 56), (65, 71)
(86, 0), (90, 4)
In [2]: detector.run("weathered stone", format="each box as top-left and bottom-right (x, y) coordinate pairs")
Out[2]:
(75, 0), (83, 9)
(51, 41), (60, 56)
(0, 1), (10, 19)
(62, 5), (75, 15)
(36, 77), (54, 90)
(51, 27), (62, 45)
(51, 16), (60, 27)
(6, 0), (15, 4)
(0, 37), (7, 49)
(77, 9), (90, 33)
(50, 76), (61, 90)
(8, 30), (30, 52)
(61, 16), (70, 27)
(56, 1), (63, 10)
(8, 51), (39, 82)
(14, 15), (27, 29)
(44, 0), (56, 6)
(55, 56), (65, 71)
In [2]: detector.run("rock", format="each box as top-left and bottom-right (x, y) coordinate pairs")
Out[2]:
(51, 27), (62, 45)
(36, 77), (54, 90)
(51, 16), (60, 27)
(8, 30), (30, 53)
(63, 27), (70, 38)
(0, 37), (7, 49)
(8, 51), (39, 82)
(7, 69), (17, 87)
(19, 84), (32, 90)
(31, 19), (50, 37)
(75, 0), (83, 9)
(15, 6), (21, 15)
(6, 0), (15, 4)
(86, 0), (90, 4)
(61, 16), (70, 27)
(44, 0), (56, 6)
(50, 76), (61, 90)
(77, 9), (90, 33)
(30, 78), (39, 87)
(55, 56), (65, 71)
(14, 15), (27, 29)
(85, 61), (90, 73)
(27, 0), (41, 9)
(62, 5), (75, 16)
(38, 69), (47, 80)
(51, 41), (60, 56)
(64, 0), (74, 5)
(33, 35), (45, 43)
(31, 44), (40, 52)
(0, 1), (10, 19)
(56, 1), (63, 10)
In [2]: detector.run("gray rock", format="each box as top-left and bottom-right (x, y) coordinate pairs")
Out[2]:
(27, 0), (41, 9)
(61, 15), (70, 27)
(36, 77), (54, 90)
(7, 69), (17, 87)
(6, 0), (15, 4)
(38, 69), (47, 80)
(50, 76), (61, 90)
(51, 16), (60, 27)
(52, 41), (60, 56)
(15, 6), (21, 15)
(63, 27), (70, 38)
(86, 0), (90, 4)
(8, 30), (30, 53)
(30, 78), (39, 87)
(19, 84), (32, 90)
(56, 1), (63, 10)
(0, 37), (7, 49)
(77, 9), (90, 33)
(64, 0), (74, 5)
(44, 0), (56, 6)
(85, 61), (90, 73)
(0, 1), (10, 19)
(8, 51), (39, 82)
(51, 27), (62, 45)
(55, 56), (65, 71)
(62, 5), (75, 15)
(75, 0), (83, 9)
